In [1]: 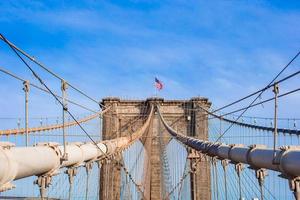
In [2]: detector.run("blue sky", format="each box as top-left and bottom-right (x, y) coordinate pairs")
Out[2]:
(0, 0), (300, 120)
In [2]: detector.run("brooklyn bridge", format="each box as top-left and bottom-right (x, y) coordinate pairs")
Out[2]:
(0, 34), (300, 200)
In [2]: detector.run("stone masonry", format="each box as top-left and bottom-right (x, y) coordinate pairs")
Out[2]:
(100, 97), (211, 200)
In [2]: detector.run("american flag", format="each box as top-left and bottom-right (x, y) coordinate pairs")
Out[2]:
(155, 77), (163, 90)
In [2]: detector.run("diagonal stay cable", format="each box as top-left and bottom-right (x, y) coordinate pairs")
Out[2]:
(211, 51), (300, 114)
(214, 51), (300, 142)
(120, 159), (147, 200)
(164, 156), (201, 200)
(0, 33), (104, 108)
(181, 68), (300, 130)
(218, 87), (300, 118)
(2, 34), (155, 196)
(190, 68), (300, 114)
(0, 33), (106, 154)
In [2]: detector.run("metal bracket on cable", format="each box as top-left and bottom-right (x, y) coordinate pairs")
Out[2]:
(277, 144), (300, 198)
(187, 149), (201, 159)
(289, 177), (300, 200)
(246, 144), (268, 200)
(34, 175), (53, 199)
(66, 167), (78, 185)
(34, 142), (61, 199)
(234, 162), (244, 200)
(97, 160), (102, 169)
(255, 168), (268, 200)
(84, 161), (94, 200)
(85, 161), (93, 174)
(221, 159), (229, 170)
(211, 156), (218, 165)
(234, 163), (244, 177)
(189, 151), (201, 174)
(35, 142), (62, 189)
(65, 167), (78, 200)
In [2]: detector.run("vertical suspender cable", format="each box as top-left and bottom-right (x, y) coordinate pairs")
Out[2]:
(23, 80), (30, 146)
(273, 83), (279, 161)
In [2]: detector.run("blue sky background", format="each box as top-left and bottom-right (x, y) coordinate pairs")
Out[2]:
(0, 0), (300, 121)
(0, 2), (299, 199)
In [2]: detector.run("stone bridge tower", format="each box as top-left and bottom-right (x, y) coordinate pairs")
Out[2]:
(100, 97), (211, 200)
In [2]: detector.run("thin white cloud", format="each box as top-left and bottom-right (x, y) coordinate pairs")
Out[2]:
(0, 0), (299, 120)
